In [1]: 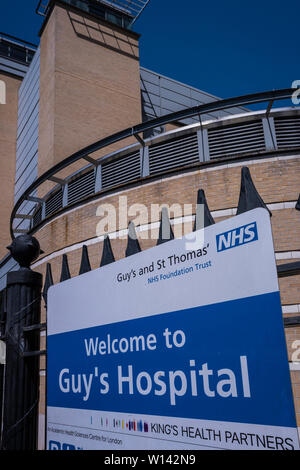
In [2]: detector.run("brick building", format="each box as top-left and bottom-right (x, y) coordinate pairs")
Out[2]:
(0, 0), (299, 449)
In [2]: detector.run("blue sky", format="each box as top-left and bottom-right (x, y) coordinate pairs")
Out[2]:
(0, 0), (299, 100)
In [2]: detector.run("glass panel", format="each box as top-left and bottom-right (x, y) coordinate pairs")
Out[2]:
(27, 50), (35, 63)
(89, 1), (106, 18)
(11, 45), (26, 63)
(106, 12), (122, 27)
(61, 0), (131, 29)
(64, 0), (89, 10)
(0, 41), (10, 58)
(123, 17), (131, 28)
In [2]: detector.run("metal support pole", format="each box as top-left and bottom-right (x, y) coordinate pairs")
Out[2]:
(0, 289), (6, 441)
(0, 235), (43, 450)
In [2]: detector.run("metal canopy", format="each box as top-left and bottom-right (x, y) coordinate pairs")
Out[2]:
(100, 0), (151, 24)
(9, 88), (297, 240)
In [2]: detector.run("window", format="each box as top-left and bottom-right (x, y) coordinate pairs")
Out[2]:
(11, 45), (27, 63)
(106, 11), (123, 27)
(0, 41), (10, 58)
(89, 1), (106, 18)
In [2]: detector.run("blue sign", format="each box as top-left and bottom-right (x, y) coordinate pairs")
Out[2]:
(47, 209), (299, 450)
(47, 291), (295, 428)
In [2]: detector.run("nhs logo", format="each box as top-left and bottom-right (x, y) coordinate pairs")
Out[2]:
(216, 222), (258, 252)
(49, 440), (82, 450)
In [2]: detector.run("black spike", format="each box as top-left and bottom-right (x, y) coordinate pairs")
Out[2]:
(126, 221), (141, 257)
(296, 194), (300, 211)
(157, 207), (174, 245)
(60, 254), (71, 282)
(236, 166), (271, 216)
(193, 189), (215, 231)
(100, 235), (115, 267)
(79, 245), (91, 275)
(42, 263), (53, 307)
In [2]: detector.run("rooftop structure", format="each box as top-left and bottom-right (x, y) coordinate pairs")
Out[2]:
(36, 0), (151, 28)
(0, 32), (37, 77)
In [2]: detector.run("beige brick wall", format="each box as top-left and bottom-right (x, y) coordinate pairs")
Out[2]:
(279, 273), (300, 306)
(286, 329), (300, 363)
(38, 4), (142, 184)
(0, 73), (20, 258)
(34, 157), (300, 257)
(290, 370), (300, 428)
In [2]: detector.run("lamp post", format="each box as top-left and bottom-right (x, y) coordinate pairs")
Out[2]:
(0, 235), (43, 450)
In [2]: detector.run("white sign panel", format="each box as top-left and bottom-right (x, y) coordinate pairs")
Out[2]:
(47, 208), (299, 450)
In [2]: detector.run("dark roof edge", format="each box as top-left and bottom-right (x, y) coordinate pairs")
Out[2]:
(0, 68), (25, 81)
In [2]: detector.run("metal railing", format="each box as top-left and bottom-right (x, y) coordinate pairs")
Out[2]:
(10, 88), (300, 239)
(0, 33), (37, 65)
